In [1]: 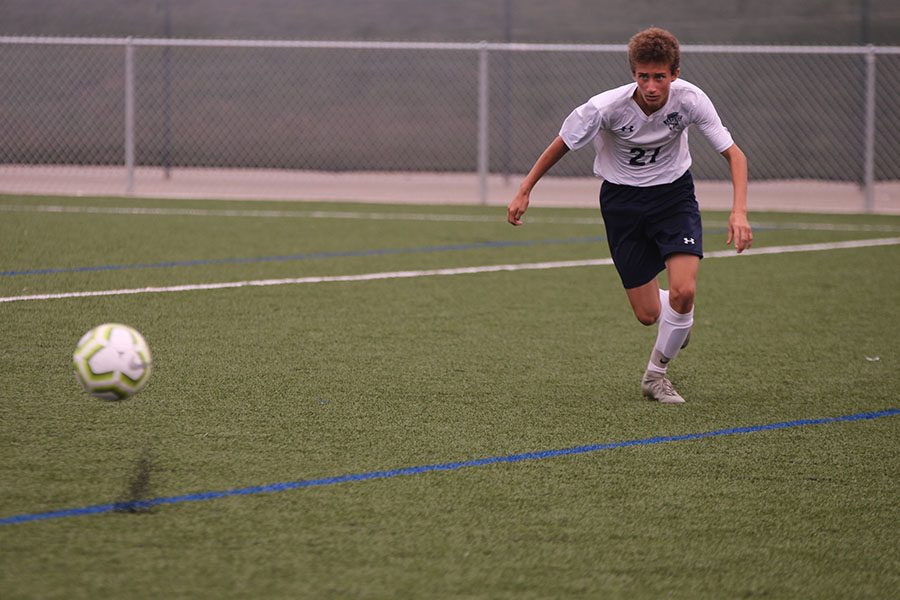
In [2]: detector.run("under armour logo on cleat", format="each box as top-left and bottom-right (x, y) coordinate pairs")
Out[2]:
(683, 237), (695, 245)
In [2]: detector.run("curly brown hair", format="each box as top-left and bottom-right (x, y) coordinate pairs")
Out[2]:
(628, 28), (680, 75)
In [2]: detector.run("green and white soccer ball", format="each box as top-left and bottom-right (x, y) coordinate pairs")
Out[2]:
(73, 323), (152, 401)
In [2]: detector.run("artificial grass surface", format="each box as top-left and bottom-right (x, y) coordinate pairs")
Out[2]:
(1, 195), (898, 598)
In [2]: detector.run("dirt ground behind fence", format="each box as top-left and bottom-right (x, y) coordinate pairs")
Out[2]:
(2, 165), (899, 214)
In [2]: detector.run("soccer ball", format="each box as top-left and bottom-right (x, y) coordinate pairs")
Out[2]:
(73, 323), (152, 401)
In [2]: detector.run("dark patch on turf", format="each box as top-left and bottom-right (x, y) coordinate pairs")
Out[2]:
(114, 448), (155, 514)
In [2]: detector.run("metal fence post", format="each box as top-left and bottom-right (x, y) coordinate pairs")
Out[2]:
(125, 38), (136, 195)
(477, 41), (489, 205)
(162, 0), (173, 179)
(863, 45), (876, 213)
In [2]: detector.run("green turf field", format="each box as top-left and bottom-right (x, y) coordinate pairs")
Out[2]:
(1, 195), (898, 599)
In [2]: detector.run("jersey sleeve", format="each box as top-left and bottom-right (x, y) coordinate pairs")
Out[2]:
(692, 90), (734, 153)
(559, 99), (603, 151)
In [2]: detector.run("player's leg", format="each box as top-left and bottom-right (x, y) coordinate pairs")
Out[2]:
(653, 253), (698, 362)
(599, 177), (690, 404)
(625, 284), (690, 347)
(624, 278), (662, 326)
(665, 252), (698, 314)
(641, 172), (703, 403)
(623, 269), (692, 404)
(642, 256), (699, 405)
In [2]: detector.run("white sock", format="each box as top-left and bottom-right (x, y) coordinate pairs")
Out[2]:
(646, 289), (693, 374)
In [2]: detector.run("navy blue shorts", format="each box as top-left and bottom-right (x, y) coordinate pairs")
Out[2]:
(599, 170), (703, 289)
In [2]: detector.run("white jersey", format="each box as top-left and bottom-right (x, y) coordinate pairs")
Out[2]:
(559, 79), (734, 186)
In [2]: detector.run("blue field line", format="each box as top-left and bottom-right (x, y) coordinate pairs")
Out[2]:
(0, 236), (608, 277)
(1, 407), (896, 527)
(2, 226), (742, 277)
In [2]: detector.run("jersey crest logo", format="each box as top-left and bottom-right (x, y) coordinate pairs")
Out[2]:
(664, 112), (684, 131)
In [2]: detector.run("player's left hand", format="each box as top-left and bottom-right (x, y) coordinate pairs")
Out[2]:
(507, 191), (530, 226)
(727, 211), (753, 253)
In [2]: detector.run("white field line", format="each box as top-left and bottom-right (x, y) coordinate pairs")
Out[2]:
(2, 238), (899, 304)
(1, 203), (899, 231)
(746, 220), (900, 233)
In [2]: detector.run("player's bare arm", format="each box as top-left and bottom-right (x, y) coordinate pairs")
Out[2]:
(722, 143), (752, 252)
(508, 136), (569, 226)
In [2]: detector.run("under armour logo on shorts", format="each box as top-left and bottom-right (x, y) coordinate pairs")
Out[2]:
(683, 237), (695, 245)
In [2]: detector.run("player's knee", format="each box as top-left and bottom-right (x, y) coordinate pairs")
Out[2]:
(669, 284), (695, 313)
(634, 307), (660, 326)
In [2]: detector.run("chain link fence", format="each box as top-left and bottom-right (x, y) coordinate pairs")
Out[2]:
(1, 37), (898, 208)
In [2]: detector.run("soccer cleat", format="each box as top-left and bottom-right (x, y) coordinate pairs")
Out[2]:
(641, 371), (685, 404)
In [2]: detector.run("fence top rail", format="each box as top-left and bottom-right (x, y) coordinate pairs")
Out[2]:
(1, 35), (899, 55)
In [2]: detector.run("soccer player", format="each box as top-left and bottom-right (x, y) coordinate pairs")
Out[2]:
(507, 27), (752, 404)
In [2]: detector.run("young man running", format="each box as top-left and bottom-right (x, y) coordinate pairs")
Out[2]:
(507, 27), (752, 404)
